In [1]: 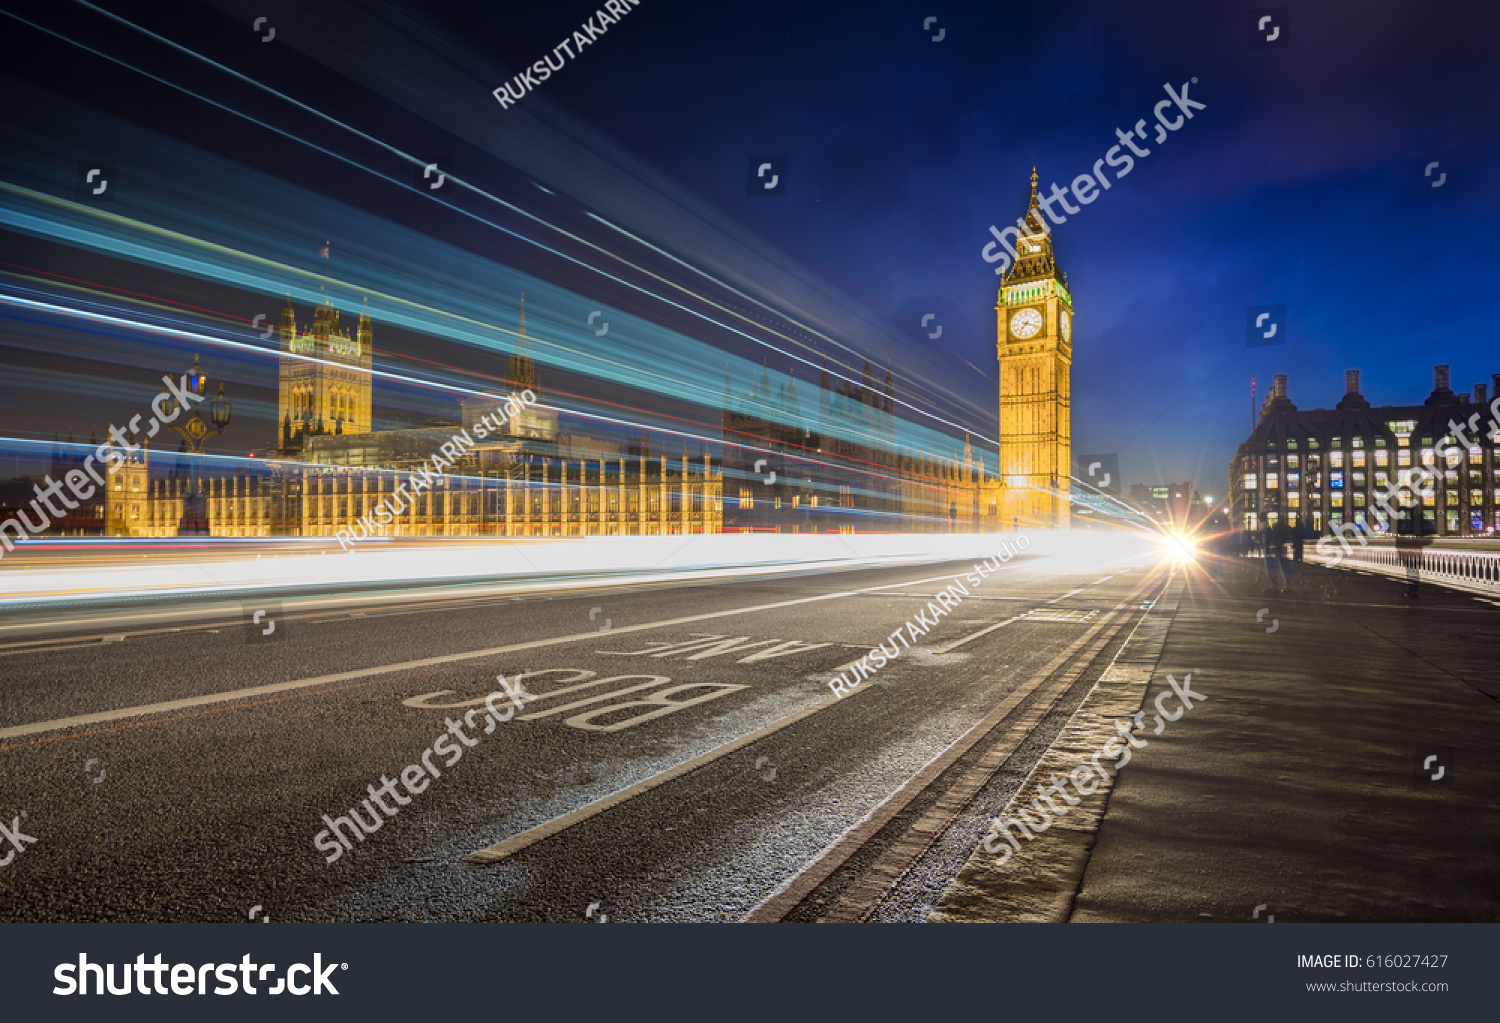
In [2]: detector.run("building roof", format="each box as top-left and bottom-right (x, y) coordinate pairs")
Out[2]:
(1234, 367), (1499, 459)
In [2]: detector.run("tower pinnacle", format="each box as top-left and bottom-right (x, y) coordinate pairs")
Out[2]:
(510, 293), (538, 391)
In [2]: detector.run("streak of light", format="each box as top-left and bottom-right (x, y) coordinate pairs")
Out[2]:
(0, 275), (988, 501)
(26, 4), (993, 443)
(0, 531), (1160, 612)
(0, 179), (958, 460)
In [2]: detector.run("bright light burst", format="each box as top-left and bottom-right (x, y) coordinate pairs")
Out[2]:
(1161, 531), (1198, 564)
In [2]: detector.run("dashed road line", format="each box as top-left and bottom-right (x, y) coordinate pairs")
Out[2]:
(0, 569), (1012, 743)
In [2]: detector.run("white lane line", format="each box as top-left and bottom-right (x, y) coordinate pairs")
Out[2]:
(872, 592), (1027, 602)
(467, 573), (1168, 868)
(1047, 588), (1084, 604)
(0, 638), (123, 658)
(828, 611), (1024, 671)
(465, 686), (872, 863)
(749, 605), (1136, 923)
(1091, 576), (1115, 585)
(933, 617), (1026, 655)
(934, 592), (1129, 656)
(0, 569), (981, 743)
(830, 576), (1084, 666)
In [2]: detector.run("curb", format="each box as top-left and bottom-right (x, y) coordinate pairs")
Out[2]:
(927, 575), (1186, 923)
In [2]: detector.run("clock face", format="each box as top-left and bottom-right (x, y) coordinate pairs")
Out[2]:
(1060, 311), (1071, 342)
(1010, 308), (1043, 339)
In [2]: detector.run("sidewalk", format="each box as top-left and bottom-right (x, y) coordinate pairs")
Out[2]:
(932, 556), (1500, 923)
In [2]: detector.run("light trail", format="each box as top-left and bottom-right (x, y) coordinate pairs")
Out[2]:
(15, 4), (994, 443)
(0, 179), (967, 462)
(0, 256), (978, 492)
(0, 531), (1161, 614)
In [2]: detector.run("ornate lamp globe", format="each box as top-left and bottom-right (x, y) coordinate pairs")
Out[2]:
(211, 382), (232, 429)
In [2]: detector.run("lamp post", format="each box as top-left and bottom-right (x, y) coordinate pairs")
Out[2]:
(162, 354), (232, 535)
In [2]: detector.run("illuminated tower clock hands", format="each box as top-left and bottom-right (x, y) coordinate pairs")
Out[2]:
(1009, 308), (1043, 339)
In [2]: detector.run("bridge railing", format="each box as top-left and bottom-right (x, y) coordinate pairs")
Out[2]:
(1315, 543), (1500, 597)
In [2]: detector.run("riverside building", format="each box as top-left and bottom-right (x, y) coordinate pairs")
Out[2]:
(1229, 367), (1500, 538)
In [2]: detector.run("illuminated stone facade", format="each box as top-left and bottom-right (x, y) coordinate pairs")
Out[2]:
(277, 292), (373, 447)
(95, 245), (1081, 541)
(993, 170), (1072, 529)
(106, 297), (721, 538)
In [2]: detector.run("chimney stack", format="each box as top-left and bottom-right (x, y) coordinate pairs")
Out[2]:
(1479, 383), (1491, 405)
(1272, 373), (1288, 399)
(1336, 367), (1371, 411)
(1434, 364), (1450, 390)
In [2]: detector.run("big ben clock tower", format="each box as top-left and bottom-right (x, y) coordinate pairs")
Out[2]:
(996, 169), (1072, 528)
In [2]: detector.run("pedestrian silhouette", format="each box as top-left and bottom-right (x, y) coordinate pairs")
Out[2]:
(1263, 527), (1286, 592)
(1394, 528), (1432, 599)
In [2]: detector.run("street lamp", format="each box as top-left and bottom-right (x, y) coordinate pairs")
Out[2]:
(162, 354), (231, 535)
(211, 382), (232, 433)
(162, 354), (231, 452)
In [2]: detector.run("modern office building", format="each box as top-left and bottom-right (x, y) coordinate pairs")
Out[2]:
(1129, 482), (1196, 529)
(1229, 367), (1500, 537)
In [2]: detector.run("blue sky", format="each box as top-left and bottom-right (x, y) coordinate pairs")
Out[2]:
(444, 0), (1500, 492)
(3, 0), (1497, 497)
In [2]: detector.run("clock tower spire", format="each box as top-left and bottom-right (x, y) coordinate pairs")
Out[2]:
(995, 168), (1072, 529)
(1004, 167), (1059, 285)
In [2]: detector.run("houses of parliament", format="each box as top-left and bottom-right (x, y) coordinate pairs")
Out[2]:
(37, 175), (1072, 540)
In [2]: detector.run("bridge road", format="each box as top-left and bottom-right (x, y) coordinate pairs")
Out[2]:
(0, 551), (1166, 922)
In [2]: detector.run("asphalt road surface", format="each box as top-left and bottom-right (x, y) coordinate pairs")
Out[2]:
(0, 549), (1169, 923)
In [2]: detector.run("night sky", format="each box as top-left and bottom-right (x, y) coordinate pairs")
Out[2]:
(3, 0), (1498, 498)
